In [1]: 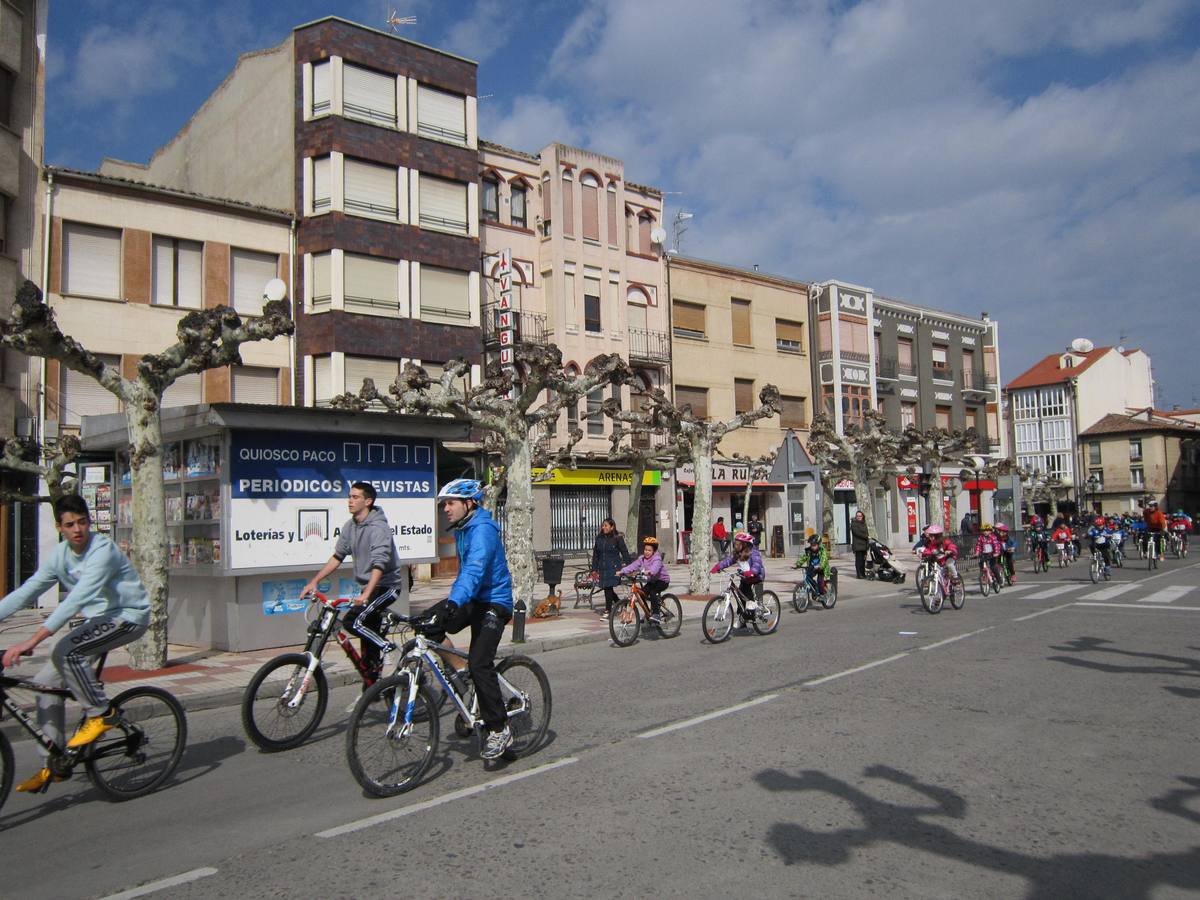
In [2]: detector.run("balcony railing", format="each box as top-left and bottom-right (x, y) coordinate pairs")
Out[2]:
(897, 362), (918, 377)
(876, 357), (898, 380)
(482, 302), (550, 345)
(962, 371), (990, 392)
(628, 328), (670, 365)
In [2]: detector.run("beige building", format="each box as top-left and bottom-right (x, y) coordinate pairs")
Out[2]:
(668, 254), (817, 557)
(1078, 409), (1200, 515)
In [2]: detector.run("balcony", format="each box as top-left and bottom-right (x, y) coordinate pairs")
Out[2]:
(482, 302), (550, 346)
(897, 362), (918, 378)
(961, 371), (991, 393)
(876, 357), (898, 381)
(628, 328), (670, 366)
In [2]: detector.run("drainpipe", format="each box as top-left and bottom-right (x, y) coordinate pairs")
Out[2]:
(37, 171), (53, 449)
(288, 218), (297, 405)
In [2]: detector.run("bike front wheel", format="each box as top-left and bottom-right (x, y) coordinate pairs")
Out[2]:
(656, 594), (683, 638)
(949, 579), (966, 610)
(346, 672), (438, 798)
(791, 583), (810, 613)
(979, 571), (991, 597)
(242, 653), (329, 752)
(752, 590), (781, 635)
(924, 582), (944, 614)
(497, 655), (551, 759)
(0, 731), (12, 814)
(608, 598), (641, 647)
(702, 595), (734, 643)
(86, 686), (187, 801)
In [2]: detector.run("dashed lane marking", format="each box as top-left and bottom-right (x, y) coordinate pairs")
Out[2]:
(1074, 602), (1200, 612)
(638, 694), (778, 739)
(99, 868), (219, 900)
(1139, 585), (1196, 604)
(1013, 602), (1077, 622)
(917, 627), (995, 651)
(802, 652), (911, 687)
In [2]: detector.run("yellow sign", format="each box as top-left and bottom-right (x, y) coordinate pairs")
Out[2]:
(530, 468), (663, 487)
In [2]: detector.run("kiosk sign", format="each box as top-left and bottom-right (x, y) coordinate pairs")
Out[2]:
(229, 430), (437, 570)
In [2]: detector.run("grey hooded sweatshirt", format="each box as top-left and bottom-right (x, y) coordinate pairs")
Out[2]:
(333, 506), (403, 589)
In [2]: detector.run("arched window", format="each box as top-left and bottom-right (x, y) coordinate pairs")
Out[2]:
(511, 180), (528, 228)
(481, 174), (500, 223)
(637, 211), (653, 254)
(580, 172), (600, 242)
(561, 168), (574, 237)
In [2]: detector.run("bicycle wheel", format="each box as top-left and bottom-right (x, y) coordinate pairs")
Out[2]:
(497, 655), (551, 759)
(923, 579), (944, 614)
(86, 686), (187, 801)
(0, 731), (12, 814)
(702, 595), (734, 643)
(791, 583), (810, 613)
(656, 594), (683, 638)
(1149, 547), (1157, 570)
(346, 672), (438, 798)
(949, 579), (966, 610)
(978, 571), (991, 597)
(241, 653), (329, 752)
(820, 582), (837, 609)
(608, 598), (641, 647)
(1089, 557), (1099, 583)
(752, 590), (780, 635)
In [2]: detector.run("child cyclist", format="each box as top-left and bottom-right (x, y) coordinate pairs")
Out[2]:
(711, 531), (766, 618)
(1087, 516), (1114, 577)
(973, 523), (1004, 584)
(798, 534), (831, 596)
(995, 523), (1017, 583)
(618, 536), (670, 624)
(1051, 520), (1074, 563)
(916, 524), (961, 585)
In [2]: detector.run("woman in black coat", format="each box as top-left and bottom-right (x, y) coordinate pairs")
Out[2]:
(850, 510), (870, 578)
(592, 517), (632, 618)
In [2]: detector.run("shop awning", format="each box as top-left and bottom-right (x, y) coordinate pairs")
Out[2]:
(678, 481), (786, 491)
(961, 479), (998, 491)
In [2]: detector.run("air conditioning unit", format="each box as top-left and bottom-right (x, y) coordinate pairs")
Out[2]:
(14, 417), (35, 438)
(42, 419), (58, 441)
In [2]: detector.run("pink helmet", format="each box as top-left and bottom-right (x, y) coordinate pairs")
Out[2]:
(995, 523), (1010, 532)
(733, 531), (753, 544)
(926, 524), (944, 535)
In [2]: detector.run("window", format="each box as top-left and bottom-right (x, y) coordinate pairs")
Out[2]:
(344, 253), (399, 314)
(511, 183), (527, 228)
(1129, 438), (1142, 462)
(897, 337), (914, 374)
(345, 356), (401, 404)
(62, 222), (121, 299)
(962, 349), (975, 386)
(416, 85), (467, 144)
(342, 63), (397, 128)
(422, 360), (471, 396)
(1013, 390), (1038, 421)
(345, 158), (398, 219)
(843, 384), (870, 424)
(230, 249), (278, 316)
(232, 367), (278, 405)
(560, 169), (574, 238)
(311, 60), (331, 116)
(901, 401), (917, 429)
(152, 237), (202, 308)
(583, 273), (601, 333)
(0, 67), (14, 129)
(838, 318), (869, 357)
(420, 175), (468, 233)
(420, 265), (470, 324)
(540, 173), (551, 235)
(163, 373), (202, 409)
(625, 208), (636, 249)
(675, 385), (708, 420)
(935, 405), (951, 430)
(734, 378), (754, 415)
(61, 353), (120, 427)
(1088, 441), (1102, 465)
(586, 387), (604, 436)
(672, 300), (705, 338)
(566, 393), (578, 435)
(627, 298), (647, 333)
(312, 156), (331, 211)
(313, 355), (332, 406)
(779, 395), (807, 429)
(1041, 418), (1070, 451)
(580, 172), (600, 242)
(563, 268), (576, 321)
(637, 211), (652, 254)
(1044, 453), (1068, 479)
(481, 175), (499, 223)
(1089, 468), (1104, 491)
(931, 345), (949, 374)
(606, 183), (618, 246)
(1130, 465), (1144, 487)
(1039, 387), (1065, 417)
(310, 252), (332, 308)
(1015, 423), (1040, 454)
(731, 299), (752, 346)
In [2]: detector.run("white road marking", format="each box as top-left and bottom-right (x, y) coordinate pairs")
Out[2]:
(637, 694), (778, 739)
(1080, 583), (1140, 601)
(99, 868), (218, 900)
(899, 631), (918, 635)
(1139, 585), (1195, 604)
(1013, 602), (1077, 622)
(803, 652), (911, 687)
(1025, 583), (1088, 601)
(918, 627), (994, 651)
(1074, 603), (1200, 612)
(315, 757), (579, 838)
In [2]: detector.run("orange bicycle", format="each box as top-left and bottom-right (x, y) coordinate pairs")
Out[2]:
(608, 575), (682, 647)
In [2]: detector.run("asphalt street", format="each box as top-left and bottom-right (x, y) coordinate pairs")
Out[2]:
(4, 558), (1199, 899)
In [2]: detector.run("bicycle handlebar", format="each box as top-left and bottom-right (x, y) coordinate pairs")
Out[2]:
(306, 590), (352, 609)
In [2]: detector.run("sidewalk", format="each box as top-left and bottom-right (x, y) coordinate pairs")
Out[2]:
(0, 558), (894, 720)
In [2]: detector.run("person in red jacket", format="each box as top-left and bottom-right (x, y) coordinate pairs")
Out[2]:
(1143, 501), (1168, 557)
(711, 516), (729, 558)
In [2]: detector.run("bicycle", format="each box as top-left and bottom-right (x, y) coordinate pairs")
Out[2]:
(1030, 541), (1050, 574)
(791, 565), (837, 612)
(1110, 538), (1125, 569)
(1088, 548), (1112, 583)
(1055, 541), (1071, 568)
(0, 652), (187, 812)
(1169, 531), (1186, 559)
(1147, 533), (1161, 570)
(608, 575), (682, 647)
(345, 612), (551, 797)
(917, 557), (965, 614)
(977, 551), (1003, 596)
(702, 571), (780, 643)
(242, 591), (406, 752)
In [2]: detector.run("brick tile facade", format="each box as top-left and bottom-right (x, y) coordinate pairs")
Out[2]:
(203, 242), (230, 309)
(122, 229), (151, 304)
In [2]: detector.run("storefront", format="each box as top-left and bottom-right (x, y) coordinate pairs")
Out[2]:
(529, 466), (667, 554)
(676, 460), (786, 559)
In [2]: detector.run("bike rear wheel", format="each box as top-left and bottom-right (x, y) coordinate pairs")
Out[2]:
(346, 672), (438, 797)
(820, 581), (837, 609)
(0, 731), (12, 814)
(242, 653), (329, 752)
(752, 590), (780, 635)
(608, 598), (641, 647)
(656, 594), (683, 638)
(791, 583), (810, 612)
(86, 686), (187, 801)
(702, 595), (734, 643)
(497, 655), (551, 759)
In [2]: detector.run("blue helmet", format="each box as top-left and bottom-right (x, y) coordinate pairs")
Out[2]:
(437, 478), (484, 502)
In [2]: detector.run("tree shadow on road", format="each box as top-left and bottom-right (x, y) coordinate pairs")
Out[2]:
(1045, 636), (1200, 696)
(755, 764), (1200, 899)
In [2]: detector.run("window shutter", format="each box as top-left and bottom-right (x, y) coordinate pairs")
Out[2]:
(163, 373), (202, 409)
(898, 338), (914, 367)
(313, 355), (332, 405)
(779, 395), (806, 428)
(345, 356), (401, 396)
(561, 172), (573, 237)
(63, 223), (121, 299)
(734, 378), (754, 413)
(416, 85), (466, 143)
(776, 319), (803, 346)
(345, 159), (398, 218)
(419, 176), (467, 232)
(932, 346), (948, 365)
(61, 355), (120, 426)
(675, 386), (708, 420)
(342, 64), (396, 126)
(312, 61), (331, 114)
(628, 302), (647, 333)
(311, 252), (332, 303)
(344, 253), (399, 311)
(673, 300), (705, 335)
(731, 300), (752, 345)
(606, 186), (618, 245)
(638, 214), (651, 253)
(152, 237), (173, 306)
(230, 249), (277, 315)
(581, 175), (599, 241)
(313, 156), (331, 209)
(420, 267), (470, 323)
(177, 241), (202, 308)
(232, 367), (278, 405)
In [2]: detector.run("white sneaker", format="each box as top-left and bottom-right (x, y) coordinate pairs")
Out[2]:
(481, 725), (513, 759)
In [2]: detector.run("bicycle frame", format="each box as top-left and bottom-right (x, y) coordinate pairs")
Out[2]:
(286, 593), (395, 710)
(0, 652), (113, 764)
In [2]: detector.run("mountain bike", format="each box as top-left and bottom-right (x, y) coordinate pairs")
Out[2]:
(1169, 531), (1186, 559)
(702, 571), (780, 643)
(1030, 540), (1050, 574)
(1089, 548), (1112, 583)
(345, 612), (551, 797)
(791, 565), (837, 612)
(608, 575), (682, 647)
(1147, 533), (1161, 570)
(242, 591), (406, 752)
(977, 552), (1003, 597)
(1111, 538), (1125, 569)
(0, 652), (187, 812)
(917, 558), (965, 614)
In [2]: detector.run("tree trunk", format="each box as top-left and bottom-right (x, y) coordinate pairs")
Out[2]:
(927, 469), (945, 531)
(688, 439), (714, 594)
(821, 480), (835, 539)
(741, 477), (753, 534)
(625, 458), (646, 546)
(127, 398), (169, 670)
(503, 432), (536, 612)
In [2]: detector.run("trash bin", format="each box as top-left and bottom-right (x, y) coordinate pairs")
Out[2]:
(539, 550), (566, 594)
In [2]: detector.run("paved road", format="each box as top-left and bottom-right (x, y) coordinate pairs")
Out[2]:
(4, 559), (1200, 899)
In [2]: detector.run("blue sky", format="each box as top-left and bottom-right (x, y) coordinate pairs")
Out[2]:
(47, 1), (1200, 410)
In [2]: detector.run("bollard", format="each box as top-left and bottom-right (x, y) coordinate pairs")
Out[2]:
(511, 598), (527, 643)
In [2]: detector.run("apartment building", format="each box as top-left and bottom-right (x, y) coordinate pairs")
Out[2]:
(809, 281), (1004, 545)
(479, 140), (671, 552)
(668, 255), (817, 558)
(1005, 341), (1154, 515)
(1078, 409), (1199, 515)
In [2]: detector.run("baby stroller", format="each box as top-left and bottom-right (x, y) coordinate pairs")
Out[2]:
(864, 538), (906, 583)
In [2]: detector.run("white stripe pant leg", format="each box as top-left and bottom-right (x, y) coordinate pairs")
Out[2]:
(51, 616), (148, 717)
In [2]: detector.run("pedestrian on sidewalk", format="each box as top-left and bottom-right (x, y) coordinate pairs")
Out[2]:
(851, 510), (870, 578)
(748, 514), (765, 548)
(592, 517), (631, 619)
(712, 516), (729, 558)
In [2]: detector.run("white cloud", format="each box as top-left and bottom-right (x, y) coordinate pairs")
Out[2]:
(67, 10), (204, 106)
(440, 0), (509, 63)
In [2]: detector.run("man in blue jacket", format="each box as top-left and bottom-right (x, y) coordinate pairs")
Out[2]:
(419, 478), (514, 759)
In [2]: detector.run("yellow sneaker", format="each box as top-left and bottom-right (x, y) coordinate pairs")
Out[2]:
(66, 710), (119, 749)
(15, 767), (63, 793)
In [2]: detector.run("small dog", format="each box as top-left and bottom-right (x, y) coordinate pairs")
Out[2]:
(533, 593), (562, 618)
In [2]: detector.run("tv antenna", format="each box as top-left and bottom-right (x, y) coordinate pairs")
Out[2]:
(672, 209), (694, 254)
(387, 11), (417, 31)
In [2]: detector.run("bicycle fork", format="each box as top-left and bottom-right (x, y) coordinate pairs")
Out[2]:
(285, 652), (322, 710)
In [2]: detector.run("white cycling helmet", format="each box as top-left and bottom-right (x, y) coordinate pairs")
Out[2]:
(436, 478), (484, 502)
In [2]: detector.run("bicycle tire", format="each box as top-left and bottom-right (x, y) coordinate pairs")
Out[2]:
(752, 590), (781, 635)
(346, 672), (438, 798)
(702, 595), (734, 643)
(608, 598), (641, 647)
(978, 572), (991, 597)
(1090, 557), (1099, 583)
(949, 579), (966, 610)
(923, 579), (944, 614)
(86, 686), (187, 801)
(656, 594), (683, 638)
(0, 731), (12, 814)
(820, 583), (837, 609)
(791, 583), (810, 613)
(241, 653), (329, 752)
(497, 655), (551, 759)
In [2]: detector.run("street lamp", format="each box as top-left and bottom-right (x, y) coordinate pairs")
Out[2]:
(968, 454), (986, 528)
(1085, 474), (1100, 515)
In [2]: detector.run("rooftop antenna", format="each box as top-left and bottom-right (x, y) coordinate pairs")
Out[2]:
(387, 11), (418, 30)
(672, 209), (694, 254)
